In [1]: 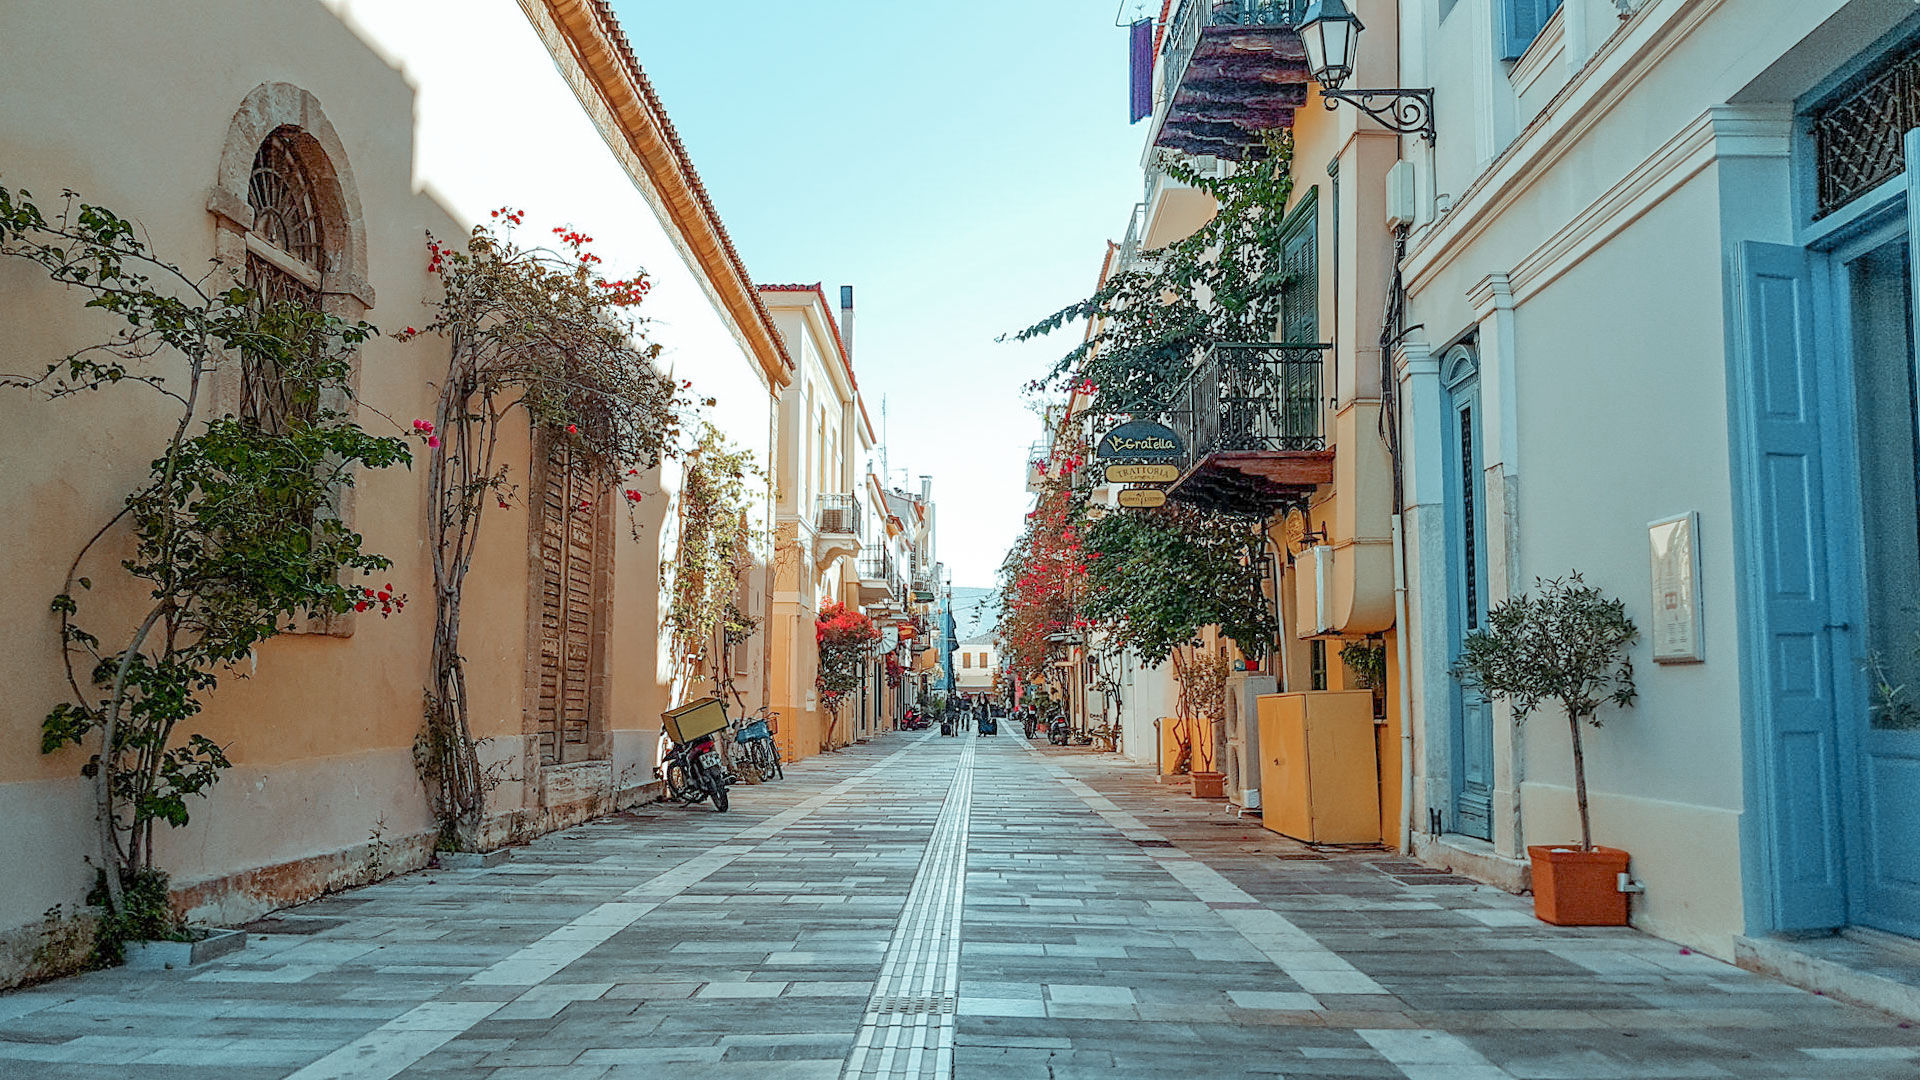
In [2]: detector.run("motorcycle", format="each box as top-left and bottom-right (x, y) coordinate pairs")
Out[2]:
(1048, 718), (1071, 746)
(659, 697), (732, 812)
(661, 732), (729, 811)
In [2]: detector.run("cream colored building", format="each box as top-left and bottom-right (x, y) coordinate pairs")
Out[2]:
(1071, 0), (1405, 841)
(1390, 0), (1920, 966)
(761, 283), (877, 761)
(0, 0), (790, 986)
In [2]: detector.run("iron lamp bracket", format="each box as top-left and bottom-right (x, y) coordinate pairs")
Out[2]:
(1320, 87), (1436, 144)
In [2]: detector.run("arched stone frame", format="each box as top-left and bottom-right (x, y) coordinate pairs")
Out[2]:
(207, 82), (376, 635)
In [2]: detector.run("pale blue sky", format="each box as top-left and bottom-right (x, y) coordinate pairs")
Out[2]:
(612, 0), (1157, 587)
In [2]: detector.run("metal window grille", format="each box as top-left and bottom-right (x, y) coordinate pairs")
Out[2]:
(242, 130), (326, 434)
(1811, 49), (1920, 219)
(1459, 407), (1478, 631)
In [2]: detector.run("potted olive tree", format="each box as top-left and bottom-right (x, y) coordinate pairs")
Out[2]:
(1452, 574), (1639, 926)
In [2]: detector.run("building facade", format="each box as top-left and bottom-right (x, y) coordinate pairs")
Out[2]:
(0, 0), (794, 986)
(1393, 0), (1920, 959)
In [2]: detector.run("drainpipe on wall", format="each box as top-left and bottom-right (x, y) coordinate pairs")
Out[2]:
(1392, 513), (1416, 854)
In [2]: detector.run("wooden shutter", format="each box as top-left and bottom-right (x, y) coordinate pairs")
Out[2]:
(1279, 191), (1319, 344)
(537, 441), (600, 765)
(1500, 0), (1562, 61)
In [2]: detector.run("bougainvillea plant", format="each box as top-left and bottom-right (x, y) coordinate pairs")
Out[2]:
(0, 186), (410, 931)
(995, 463), (1091, 688)
(667, 422), (762, 701)
(404, 210), (686, 849)
(1014, 131), (1299, 418)
(816, 601), (880, 747)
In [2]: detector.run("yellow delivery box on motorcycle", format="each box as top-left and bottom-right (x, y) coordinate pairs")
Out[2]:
(662, 697), (729, 744)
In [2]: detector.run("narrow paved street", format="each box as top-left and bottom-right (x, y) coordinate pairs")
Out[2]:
(3, 732), (1918, 1080)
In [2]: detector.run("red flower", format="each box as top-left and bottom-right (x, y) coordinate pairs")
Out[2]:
(567, 424), (578, 434)
(426, 435), (440, 449)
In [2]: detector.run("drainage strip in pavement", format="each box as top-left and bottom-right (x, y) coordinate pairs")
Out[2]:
(842, 732), (976, 1079)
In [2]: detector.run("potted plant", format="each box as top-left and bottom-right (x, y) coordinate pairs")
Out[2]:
(1452, 573), (1639, 926)
(1177, 648), (1231, 800)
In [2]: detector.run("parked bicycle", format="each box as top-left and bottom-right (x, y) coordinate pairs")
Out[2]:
(658, 697), (732, 812)
(728, 706), (783, 783)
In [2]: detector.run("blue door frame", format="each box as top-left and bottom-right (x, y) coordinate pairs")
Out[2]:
(1732, 129), (1920, 936)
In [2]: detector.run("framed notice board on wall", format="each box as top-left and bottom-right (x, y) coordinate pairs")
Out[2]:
(1649, 512), (1704, 664)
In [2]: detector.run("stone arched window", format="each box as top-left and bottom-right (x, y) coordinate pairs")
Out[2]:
(207, 83), (374, 633)
(207, 82), (373, 422)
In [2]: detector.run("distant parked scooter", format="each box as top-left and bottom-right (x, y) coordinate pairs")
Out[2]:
(1048, 718), (1071, 746)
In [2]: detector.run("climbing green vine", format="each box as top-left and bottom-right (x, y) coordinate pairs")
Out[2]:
(0, 186), (410, 941)
(1016, 131), (1300, 415)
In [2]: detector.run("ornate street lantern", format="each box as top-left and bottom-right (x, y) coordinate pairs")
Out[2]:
(1297, 0), (1436, 144)
(1297, 0), (1363, 91)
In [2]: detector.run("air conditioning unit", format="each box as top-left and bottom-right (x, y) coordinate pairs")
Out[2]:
(1224, 673), (1276, 810)
(1295, 545), (1336, 638)
(1386, 160), (1418, 229)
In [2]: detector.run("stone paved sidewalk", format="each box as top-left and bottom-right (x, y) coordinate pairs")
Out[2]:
(2, 730), (1918, 1079)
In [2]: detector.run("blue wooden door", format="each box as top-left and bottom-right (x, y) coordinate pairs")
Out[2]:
(1444, 346), (1494, 841)
(1845, 141), (1920, 934)
(1739, 242), (1849, 930)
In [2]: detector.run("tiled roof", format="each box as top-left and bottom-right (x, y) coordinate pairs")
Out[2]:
(577, 0), (794, 374)
(756, 282), (872, 439)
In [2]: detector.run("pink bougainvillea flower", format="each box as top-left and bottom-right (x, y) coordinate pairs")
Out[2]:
(623, 489), (643, 503)
(566, 423), (578, 434)
(426, 435), (440, 449)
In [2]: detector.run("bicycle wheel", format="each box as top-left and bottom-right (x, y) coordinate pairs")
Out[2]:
(705, 765), (730, 812)
(765, 739), (784, 780)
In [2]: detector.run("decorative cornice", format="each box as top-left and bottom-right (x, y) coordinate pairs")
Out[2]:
(1467, 274), (1514, 320)
(1403, 0), (1731, 296)
(535, 0), (792, 389)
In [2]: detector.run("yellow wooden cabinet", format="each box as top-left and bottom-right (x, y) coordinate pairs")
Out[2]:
(1256, 691), (1381, 844)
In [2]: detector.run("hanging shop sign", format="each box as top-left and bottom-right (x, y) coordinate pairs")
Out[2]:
(1104, 463), (1180, 484)
(1117, 489), (1168, 509)
(1095, 420), (1185, 462)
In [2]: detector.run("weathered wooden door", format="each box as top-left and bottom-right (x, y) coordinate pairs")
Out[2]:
(537, 440), (601, 766)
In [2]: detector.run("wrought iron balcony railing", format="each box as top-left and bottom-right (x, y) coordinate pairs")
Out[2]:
(815, 493), (860, 536)
(1159, 0), (1309, 122)
(1165, 342), (1328, 459)
(858, 544), (893, 583)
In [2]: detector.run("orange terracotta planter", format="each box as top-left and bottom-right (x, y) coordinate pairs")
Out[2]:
(1528, 845), (1632, 926)
(1190, 771), (1227, 799)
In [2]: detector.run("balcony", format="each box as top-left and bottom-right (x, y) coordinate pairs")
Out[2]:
(1153, 0), (1311, 161)
(857, 544), (899, 608)
(812, 493), (862, 568)
(1024, 441), (1054, 493)
(1164, 343), (1333, 514)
